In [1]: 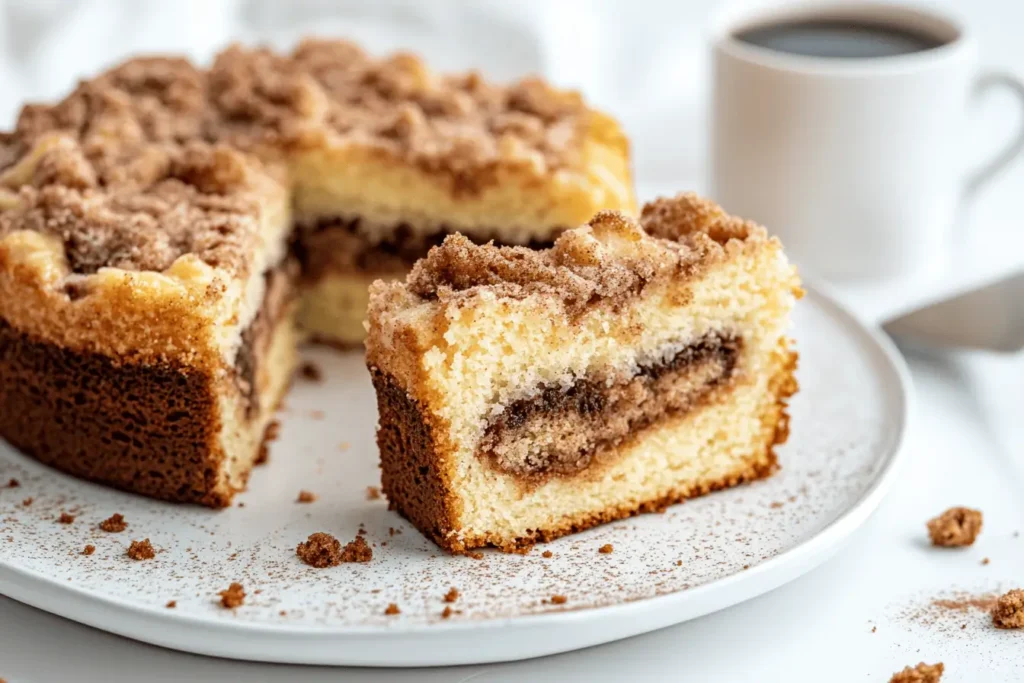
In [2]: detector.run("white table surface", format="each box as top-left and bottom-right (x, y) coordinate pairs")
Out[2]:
(1, 1), (1023, 680)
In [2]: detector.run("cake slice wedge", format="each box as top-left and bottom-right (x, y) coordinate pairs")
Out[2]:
(365, 193), (801, 553)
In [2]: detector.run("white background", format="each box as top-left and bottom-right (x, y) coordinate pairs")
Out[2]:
(0, 0), (1022, 680)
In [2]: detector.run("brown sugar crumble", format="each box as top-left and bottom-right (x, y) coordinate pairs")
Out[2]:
(444, 587), (460, 603)
(126, 538), (155, 560)
(299, 362), (323, 382)
(550, 595), (568, 605)
(598, 543), (613, 554)
(99, 513), (127, 533)
(296, 490), (318, 503)
(365, 486), (381, 501)
(992, 589), (1024, 629)
(296, 532), (343, 568)
(927, 507), (982, 547)
(340, 535), (373, 563)
(56, 512), (75, 524)
(166, 600), (177, 609)
(82, 544), (95, 556)
(542, 550), (553, 558)
(384, 603), (401, 615)
(219, 582), (246, 609)
(889, 662), (944, 683)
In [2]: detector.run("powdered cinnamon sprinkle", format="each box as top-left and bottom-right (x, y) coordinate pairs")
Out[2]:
(82, 544), (95, 556)
(927, 507), (982, 547)
(296, 490), (317, 503)
(296, 532), (343, 568)
(340, 535), (373, 563)
(365, 486), (381, 501)
(166, 600), (177, 609)
(126, 538), (155, 560)
(598, 543), (613, 554)
(99, 513), (127, 532)
(219, 582), (245, 609)
(57, 512), (75, 524)
(299, 362), (323, 382)
(6, 478), (19, 488)
(550, 595), (567, 605)
(992, 589), (1024, 629)
(889, 662), (944, 683)
(444, 587), (460, 603)
(384, 603), (400, 615)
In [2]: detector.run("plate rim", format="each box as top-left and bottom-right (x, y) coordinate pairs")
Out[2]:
(0, 280), (914, 666)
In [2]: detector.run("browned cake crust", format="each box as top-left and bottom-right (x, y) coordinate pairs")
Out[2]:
(371, 350), (798, 553)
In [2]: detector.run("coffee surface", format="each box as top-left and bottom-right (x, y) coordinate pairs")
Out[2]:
(735, 19), (945, 59)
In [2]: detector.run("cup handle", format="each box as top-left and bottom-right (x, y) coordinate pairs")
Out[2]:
(966, 70), (1024, 195)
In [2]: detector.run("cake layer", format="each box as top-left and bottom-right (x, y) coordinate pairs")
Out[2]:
(296, 270), (400, 349)
(479, 331), (741, 479)
(372, 342), (795, 552)
(0, 266), (297, 506)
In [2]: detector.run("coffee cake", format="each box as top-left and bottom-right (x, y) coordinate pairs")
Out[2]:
(0, 40), (632, 506)
(366, 194), (800, 552)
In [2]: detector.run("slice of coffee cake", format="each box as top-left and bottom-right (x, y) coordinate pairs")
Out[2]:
(366, 194), (801, 552)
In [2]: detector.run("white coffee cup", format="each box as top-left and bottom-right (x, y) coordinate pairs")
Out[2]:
(709, 2), (1024, 282)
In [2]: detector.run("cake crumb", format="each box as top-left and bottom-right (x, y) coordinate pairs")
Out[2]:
(296, 490), (317, 503)
(675, 560), (683, 566)
(981, 557), (990, 565)
(338, 442), (350, 452)
(341, 535), (373, 563)
(127, 539), (155, 560)
(551, 595), (568, 605)
(21, 497), (32, 507)
(57, 512), (75, 524)
(166, 600), (176, 609)
(441, 606), (453, 619)
(6, 478), (19, 488)
(927, 507), (982, 547)
(389, 527), (400, 536)
(264, 419), (281, 442)
(365, 486), (381, 501)
(299, 362), (323, 382)
(82, 544), (95, 556)
(598, 543), (613, 554)
(992, 589), (1024, 629)
(542, 550), (553, 558)
(468, 551), (484, 560)
(384, 603), (400, 615)
(99, 513), (127, 533)
(444, 587), (460, 603)
(219, 582), (245, 609)
(889, 662), (943, 682)
(296, 532), (343, 568)
(871, 626), (877, 633)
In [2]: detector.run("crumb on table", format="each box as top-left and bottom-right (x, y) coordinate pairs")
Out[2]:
(99, 513), (127, 533)
(340, 535), (373, 563)
(299, 361), (323, 382)
(365, 486), (381, 501)
(992, 589), (1024, 629)
(927, 507), (982, 547)
(598, 543), (613, 554)
(219, 583), (245, 609)
(296, 532), (342, 568)
(444, 587), (460, 603)
(57, 512), (75, 524)
(550, 595), (567, 605)
(889, 662), (944, 683)
(166, 600), (177, 609)
(296, 490), (317, 503)
(542, 550), (553, 558)
(126, 539), (155, 561)
(384, 603), (400, 615)
(6, 478), (19, 488)
(82, 544), (95, 556)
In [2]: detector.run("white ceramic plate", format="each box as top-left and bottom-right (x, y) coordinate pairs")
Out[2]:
(0, 284), (911, 667)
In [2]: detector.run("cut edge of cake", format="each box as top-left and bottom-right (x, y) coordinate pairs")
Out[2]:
(366, 193), (802, 553)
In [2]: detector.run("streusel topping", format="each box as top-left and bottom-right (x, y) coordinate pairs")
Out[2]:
(1, 39), (597, 274)
(405, 194), (767, 313)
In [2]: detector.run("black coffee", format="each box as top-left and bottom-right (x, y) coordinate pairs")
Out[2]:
(734, 20), (945, 59)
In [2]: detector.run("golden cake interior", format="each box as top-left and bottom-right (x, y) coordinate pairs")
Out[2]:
(0, 40), (633, 505)
(366, 194), (801, 552)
